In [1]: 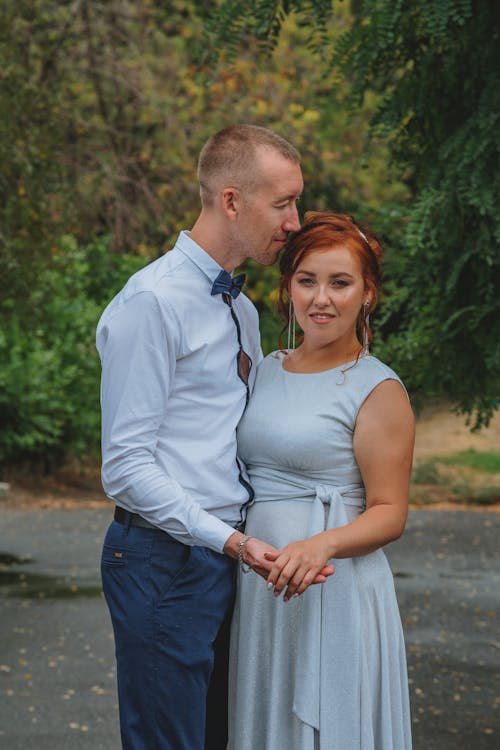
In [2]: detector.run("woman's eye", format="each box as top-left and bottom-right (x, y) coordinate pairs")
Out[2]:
(298, 278), (314, 285)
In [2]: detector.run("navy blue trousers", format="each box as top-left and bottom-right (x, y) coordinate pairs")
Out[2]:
(101, 518), (235, 750)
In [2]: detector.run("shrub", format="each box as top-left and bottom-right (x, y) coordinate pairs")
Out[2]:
(0, 236), (146, 469)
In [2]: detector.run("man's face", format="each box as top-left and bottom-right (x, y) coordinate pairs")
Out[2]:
(237, 149), (303, 266)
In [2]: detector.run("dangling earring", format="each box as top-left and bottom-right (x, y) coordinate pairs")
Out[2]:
(287, 299), (296, 351)
(362, 300), (370, 354)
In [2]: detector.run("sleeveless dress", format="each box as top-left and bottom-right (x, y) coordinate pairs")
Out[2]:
(228, 352), (412, 750)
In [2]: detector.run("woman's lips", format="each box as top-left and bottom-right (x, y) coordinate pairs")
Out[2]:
(309, 312), (335, 323)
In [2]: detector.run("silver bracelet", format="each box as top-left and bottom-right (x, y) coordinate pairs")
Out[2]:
(238, 535), (252, 574)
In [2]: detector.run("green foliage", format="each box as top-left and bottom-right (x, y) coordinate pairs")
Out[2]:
(439, 451), (500, 474)
(1, 1), (404, 261)
(2, 0), (497, 468)
(1, 0), (410, 468)
(347, 0), (500, 429)
(411, 460), (441, 485)
(200, 0), (333, 65)
(449, 482), (500, 507)
(205, 0), (500, 428)
(0, 238), (145, 467)
(411, 451), (500, 507)
(412, 450), (500, 483)
(470, 487), (500, 506)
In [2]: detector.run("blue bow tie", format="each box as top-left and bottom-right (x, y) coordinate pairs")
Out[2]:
(211, 270), (246, 299)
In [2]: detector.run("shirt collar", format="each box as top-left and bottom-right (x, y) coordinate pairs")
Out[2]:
(175, 230), (226, 285)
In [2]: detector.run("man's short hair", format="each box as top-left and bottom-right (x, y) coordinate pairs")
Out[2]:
(198, 124), (300, 206)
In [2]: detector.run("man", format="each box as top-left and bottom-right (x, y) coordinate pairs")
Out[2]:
(97, 124), (309, 749)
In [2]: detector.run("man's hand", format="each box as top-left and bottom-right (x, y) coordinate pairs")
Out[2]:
(223, 532), (278, 579)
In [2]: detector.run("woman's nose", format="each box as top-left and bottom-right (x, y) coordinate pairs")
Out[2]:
(314, 285), (330, 305)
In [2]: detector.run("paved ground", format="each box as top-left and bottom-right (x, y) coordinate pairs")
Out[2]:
(0, 506), (498, 749)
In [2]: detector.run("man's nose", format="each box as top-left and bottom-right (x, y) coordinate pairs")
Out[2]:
(283, 204), (301, 232)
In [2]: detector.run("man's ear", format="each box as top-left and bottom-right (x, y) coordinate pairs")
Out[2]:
(221, 187), (240, 219)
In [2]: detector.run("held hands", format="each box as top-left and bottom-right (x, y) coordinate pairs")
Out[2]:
(224, 532), (334, 591)
(264, 534), (335, 602)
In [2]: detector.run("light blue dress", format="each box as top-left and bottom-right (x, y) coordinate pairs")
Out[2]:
(228, 351), (412, 750)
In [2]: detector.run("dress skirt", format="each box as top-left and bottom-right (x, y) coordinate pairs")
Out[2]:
(227, 498), (412, 750)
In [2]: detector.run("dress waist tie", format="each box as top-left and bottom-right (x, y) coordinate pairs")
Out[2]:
(293, 483), (364, 747)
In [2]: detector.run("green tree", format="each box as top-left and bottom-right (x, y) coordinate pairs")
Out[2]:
(1, 1), (407, 466)
(203, 0), (500, 428)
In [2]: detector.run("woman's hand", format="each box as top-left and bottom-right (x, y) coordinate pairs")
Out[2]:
(264, 534), (334, 601)
(243, 537), (334, 584)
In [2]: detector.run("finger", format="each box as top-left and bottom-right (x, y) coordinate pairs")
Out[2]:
(283, 571), (306, 601)
(264, 551), (279, 561)
(321, 564), (335, 577)
(284, 566), (318, 601)
(295, 569), (320, 595)
(255, 557), (274, 573)
(273, 560), (300, 596)
(286, 562), (334, 593)
(312, 565), (334, 584)
(247, 550), (275, 574)
(265, 555), (290, 587)
(311, 564), (334, 583)
(268, 557), (295, 591)
(253, 566), (272, 579)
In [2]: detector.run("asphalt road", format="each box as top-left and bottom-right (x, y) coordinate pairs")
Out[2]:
(0, 506), (498, 750)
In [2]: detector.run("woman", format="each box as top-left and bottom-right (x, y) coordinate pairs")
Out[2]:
(228, 212), (414, 749)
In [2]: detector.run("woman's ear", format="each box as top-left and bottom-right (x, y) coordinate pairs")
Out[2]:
(364, 285), (374, 309)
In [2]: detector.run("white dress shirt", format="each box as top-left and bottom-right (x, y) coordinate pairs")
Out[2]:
(96, 231), (262, 553)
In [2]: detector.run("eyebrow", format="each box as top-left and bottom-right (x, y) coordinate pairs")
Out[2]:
(295, 270), (355, 279)
(275, 192), (302, 202)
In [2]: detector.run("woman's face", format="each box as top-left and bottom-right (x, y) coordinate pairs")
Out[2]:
(290, 245), (369, 351)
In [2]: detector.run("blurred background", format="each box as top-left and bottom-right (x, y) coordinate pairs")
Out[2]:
(0, 5), (499, 748)
(0, 0), (498, 502)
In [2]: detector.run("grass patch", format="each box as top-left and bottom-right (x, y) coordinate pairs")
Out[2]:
(438, 450), (500, 473)
(411, 451), (500, 507)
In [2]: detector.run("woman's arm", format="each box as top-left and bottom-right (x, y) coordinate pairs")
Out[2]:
(265, 379), (415, 600)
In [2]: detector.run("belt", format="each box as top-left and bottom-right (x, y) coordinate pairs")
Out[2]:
(114, 506), (158, 530)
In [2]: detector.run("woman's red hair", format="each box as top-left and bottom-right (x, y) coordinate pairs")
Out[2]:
(277, 211), (383, 351)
